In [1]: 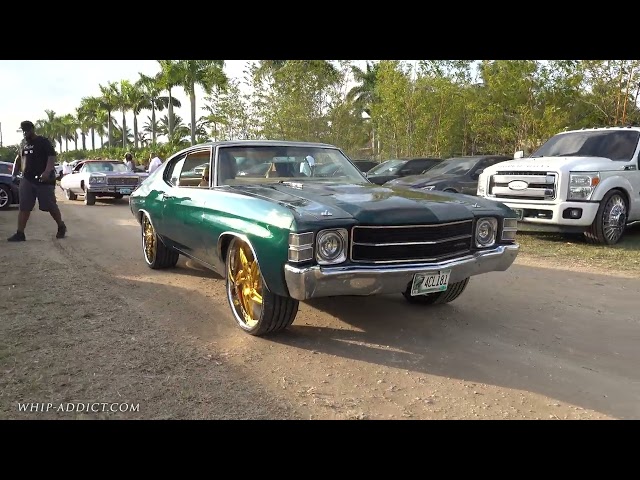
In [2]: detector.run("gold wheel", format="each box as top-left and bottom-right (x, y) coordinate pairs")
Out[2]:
(227, 239), (263, 328)
(142, 215), (156, 264)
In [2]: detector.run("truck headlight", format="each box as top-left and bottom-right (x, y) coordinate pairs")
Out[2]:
(475, 217), (497, 248)
(568, 172), (599, 201)
(89, 176), (105, 184)
(316, 229), (348, 265)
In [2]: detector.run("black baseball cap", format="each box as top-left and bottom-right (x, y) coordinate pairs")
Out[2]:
(18, 120), (35, 132)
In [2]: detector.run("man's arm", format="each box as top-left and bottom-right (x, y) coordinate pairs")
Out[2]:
(12, 153), (22, 176)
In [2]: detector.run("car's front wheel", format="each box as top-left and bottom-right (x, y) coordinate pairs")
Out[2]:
(0, 184), (11, 210)
(84, 191), (96, 205)
(225, 237), (298, 336)
(403, 277), (470, 305)
(141, 213), (179, 269)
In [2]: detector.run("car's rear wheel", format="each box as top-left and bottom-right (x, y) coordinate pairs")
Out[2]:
(65, 189), (77, 201)
(0, 184), (11, 210)
(403, 277), (470, 305)
(141, 213), (179, 269)
(225, 237), (298, 336)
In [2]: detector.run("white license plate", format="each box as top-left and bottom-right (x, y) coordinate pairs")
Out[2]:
(513, 208), (524, 220)
(119, 188), (132, 195)
(410, 269), (451, 296)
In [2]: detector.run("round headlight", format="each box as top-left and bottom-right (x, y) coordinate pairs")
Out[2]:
(475, 218), (497, 247)
(316, 229), (347, 264)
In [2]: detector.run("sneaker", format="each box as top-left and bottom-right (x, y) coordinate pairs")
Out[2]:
(56, 223), (67, 239)
(7, 231), (26, 242)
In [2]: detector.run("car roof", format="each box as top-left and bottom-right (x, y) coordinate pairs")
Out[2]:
(171, 139), (340, 157)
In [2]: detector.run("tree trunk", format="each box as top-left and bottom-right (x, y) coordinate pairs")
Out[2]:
(152, 104), (157, 146)
(134, 114), (139, 149)
(168, 89), (174, 138)
(91, 127), (95, 151)
(190, 90), (197, 145)
(122, 112), (127, 149)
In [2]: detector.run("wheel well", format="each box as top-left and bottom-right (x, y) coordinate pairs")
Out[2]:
(604, 187), (630, 209)
(218, 234), (235, 265)
(443, 188), (457, 193)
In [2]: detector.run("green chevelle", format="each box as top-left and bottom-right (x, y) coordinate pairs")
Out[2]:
(129, 140), (520, 336)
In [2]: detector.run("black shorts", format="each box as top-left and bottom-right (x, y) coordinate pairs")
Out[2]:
(19, 178), (59, 212)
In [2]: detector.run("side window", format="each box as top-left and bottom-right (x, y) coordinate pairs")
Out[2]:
(164, 153), (187, 187)
(179, 149), (212, 187)
(407, 160), (425, 174)
(0, 164), (11, 174)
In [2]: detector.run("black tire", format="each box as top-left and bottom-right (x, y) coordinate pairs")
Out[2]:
(65, 189), (77, 201)
(113, 194), (124, 199)
(584, 189), (628, 245)
(84, 191), (96, 205)
(225, 237), (298, 336)
(403, 277), (470, 305)
(0, 184), (11, 210)
(141, 213), (179, 269)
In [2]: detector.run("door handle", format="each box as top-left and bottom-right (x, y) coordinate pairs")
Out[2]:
(162, 192), (175, 200)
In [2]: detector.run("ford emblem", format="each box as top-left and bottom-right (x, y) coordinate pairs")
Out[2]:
(508, 180), (528, 191)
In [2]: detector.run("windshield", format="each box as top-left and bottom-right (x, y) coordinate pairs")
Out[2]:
(367, 159), (406, 175)
(217, 146), (367, 185)
(531, 130), (640, 161)
(422, 157), (477, 176)
(84, 162), (129, 173)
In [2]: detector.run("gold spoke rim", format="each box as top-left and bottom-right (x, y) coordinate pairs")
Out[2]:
(143, 216), (156, 263)
(228, 241), (263, 328)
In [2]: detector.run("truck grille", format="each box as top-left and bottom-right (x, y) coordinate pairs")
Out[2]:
(107, 177), (139, 186)
(350, 220), (473, 263)
(489, 171), (557, 201)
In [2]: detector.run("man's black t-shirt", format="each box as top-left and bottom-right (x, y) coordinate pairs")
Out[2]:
(22, 136), (57, 184)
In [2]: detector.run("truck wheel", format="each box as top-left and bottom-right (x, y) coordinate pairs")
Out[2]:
(403, 277), (470, 305)
(584, 190), (627, 245)
(225, 237), (298, 336)
(141, 213), (179, 269)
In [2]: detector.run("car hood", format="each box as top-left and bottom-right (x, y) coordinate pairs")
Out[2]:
(88, 171), (149, 177)
(229, 182), (506, 224)
(386, 174), (462, 188)
(483, 156), (627, 173)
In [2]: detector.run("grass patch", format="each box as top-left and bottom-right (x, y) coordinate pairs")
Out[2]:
(516, 224), (640, 274)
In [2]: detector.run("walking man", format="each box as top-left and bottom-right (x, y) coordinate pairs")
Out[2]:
(7, 121), (67, 242)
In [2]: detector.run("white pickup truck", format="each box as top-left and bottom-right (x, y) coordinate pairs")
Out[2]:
(477, 126), (640, 245)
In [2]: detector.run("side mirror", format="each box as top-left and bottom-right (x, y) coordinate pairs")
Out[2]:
(514, 150), (525, 159)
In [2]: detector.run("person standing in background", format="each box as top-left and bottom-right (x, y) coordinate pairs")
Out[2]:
(124, 152), (135, 172)
(147, 152), (162, 174)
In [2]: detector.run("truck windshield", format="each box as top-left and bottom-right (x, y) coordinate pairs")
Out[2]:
(530, 130), (639, 161)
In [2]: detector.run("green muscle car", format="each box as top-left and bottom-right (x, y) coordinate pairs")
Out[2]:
(129, 140), (520, 336)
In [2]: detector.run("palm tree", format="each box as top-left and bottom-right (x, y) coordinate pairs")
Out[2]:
(174, 60), (227, 145)
(137, 73), (181, 147)
(98, 82), (119, 147)
(61, 114), (77, 152)
(156, 60), (182, 139)
(347, 61), (381, 116)
(79, 96), (104, 151)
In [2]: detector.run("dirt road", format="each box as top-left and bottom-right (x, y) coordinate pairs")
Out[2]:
(2, 190), (639, 419)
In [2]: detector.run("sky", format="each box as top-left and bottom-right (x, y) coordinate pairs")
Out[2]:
(0, 60), (258, 148)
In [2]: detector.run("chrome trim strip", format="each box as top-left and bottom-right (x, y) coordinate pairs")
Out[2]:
(353, 234), (472, 247)
(351, 219), (473, 230)
(284, 244), (520, 301)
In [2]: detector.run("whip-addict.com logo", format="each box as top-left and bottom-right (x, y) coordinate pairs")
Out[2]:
(18, 402), (140, 413)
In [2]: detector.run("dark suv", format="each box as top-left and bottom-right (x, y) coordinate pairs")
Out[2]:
(366, 157), (441, 185)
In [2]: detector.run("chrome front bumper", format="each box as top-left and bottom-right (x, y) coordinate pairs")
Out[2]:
(87, 185), (137, 194)
(284, 244), (519, 301)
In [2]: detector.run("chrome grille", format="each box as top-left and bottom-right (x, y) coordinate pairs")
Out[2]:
(489, 171), (557, 201)
(107, 176), (139, 186)
(350, 220), (473, 264)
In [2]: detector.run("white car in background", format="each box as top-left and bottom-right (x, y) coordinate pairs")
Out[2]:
(60, 159), (149, 205)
